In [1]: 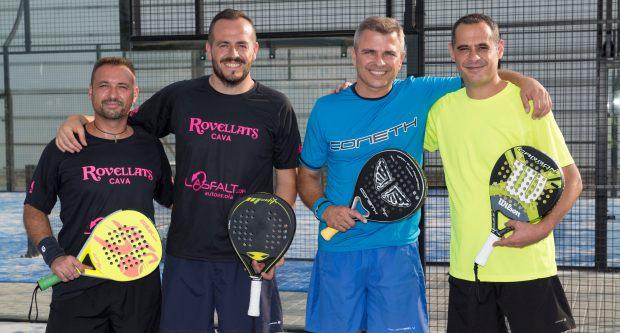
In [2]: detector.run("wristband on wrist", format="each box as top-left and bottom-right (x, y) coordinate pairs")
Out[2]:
(38, 236), (65, 267)
(312, 197), (333, 221)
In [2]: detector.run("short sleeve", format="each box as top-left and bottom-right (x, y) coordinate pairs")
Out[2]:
(533, 111), (574, 167)
(424, 101), (442, 152)
(273, 100), (302, 169)
(299, 101), (328, 170)
(153, 139), (174, 207)
(129, 83), (177, 138)
(24, 141), (63, 214)
(411, 76), (462, 106)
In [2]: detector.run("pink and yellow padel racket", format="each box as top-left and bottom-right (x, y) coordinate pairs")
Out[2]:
(36, 210), (162, 290)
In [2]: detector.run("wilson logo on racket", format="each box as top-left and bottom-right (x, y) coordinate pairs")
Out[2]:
(497, 197), (521, 218)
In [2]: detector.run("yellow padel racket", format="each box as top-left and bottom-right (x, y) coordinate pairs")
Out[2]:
(37, 210), (162, 291)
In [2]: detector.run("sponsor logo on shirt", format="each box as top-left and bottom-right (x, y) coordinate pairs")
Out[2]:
(329, 118), (417, 151)
(82, 166), (154, 185)
(188, 117), (259, 142)
(28, 180), (35, 194)
(85, 216), (104, 235)
(184, 170), (246, 200)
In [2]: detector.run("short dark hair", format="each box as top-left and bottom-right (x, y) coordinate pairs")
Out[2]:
(451, 13), (500, 45)
(207, 8), (256, 45)
(353, 16), (404, 50)
(90, 57), (136, 85)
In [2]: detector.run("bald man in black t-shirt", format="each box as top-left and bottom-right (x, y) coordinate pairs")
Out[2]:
(24, 57), (173, 332)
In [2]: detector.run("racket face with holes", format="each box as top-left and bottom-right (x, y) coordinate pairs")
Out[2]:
(228, 193), (296, 277)
(352, 149), (427, 222)
(80, 210), (162, 281)
(489, 146), (564, 233)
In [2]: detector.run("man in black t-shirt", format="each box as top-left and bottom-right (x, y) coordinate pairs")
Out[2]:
(24, 57), (173, 332)
(55, 9), (301, 333)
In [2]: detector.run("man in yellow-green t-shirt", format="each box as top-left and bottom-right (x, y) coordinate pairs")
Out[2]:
(424, 14), (582, 333)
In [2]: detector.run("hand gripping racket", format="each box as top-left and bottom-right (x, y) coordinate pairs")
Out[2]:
(474, 146), (564, 268)
(228, 192), (296, 317)
(37, 210), (163, 290)
(321, 149), (427, 241)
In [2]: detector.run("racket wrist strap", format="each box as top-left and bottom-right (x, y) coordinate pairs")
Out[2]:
(38, 236), (65, 267)
(312, 197), (333, 221)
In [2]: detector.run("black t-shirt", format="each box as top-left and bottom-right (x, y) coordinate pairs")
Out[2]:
(129, 76), (301, 261)
(24, 128), (173, 299)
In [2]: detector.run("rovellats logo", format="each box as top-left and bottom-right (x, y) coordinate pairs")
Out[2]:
(184, 171), (246, 200)
(188, 117), (259, 142)
(82, 166), (154, 185)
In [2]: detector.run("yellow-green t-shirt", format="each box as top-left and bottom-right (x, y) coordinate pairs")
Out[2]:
(424, 82), (574, 282)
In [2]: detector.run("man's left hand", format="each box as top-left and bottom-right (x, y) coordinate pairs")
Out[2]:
(519, 77), (553, 118)
(493, 220), (552, 248)
(251, 258), (285, 280)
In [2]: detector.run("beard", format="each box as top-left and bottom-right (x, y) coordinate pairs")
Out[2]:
(211, 57), (252, 87)
(93, 99), (129, 120)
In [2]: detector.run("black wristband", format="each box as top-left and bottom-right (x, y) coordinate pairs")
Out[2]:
(38, 236), (65, 267)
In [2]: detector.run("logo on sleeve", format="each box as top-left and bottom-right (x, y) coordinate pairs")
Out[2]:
(188, 117), (259, 142)
(28, 180), (35, 194)
(184, 171), (246, 200)
(82, 166), (154, 185)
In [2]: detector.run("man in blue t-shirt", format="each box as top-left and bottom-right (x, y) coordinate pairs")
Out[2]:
(297, 16), (552, 333)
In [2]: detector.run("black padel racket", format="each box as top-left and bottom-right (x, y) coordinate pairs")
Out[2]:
(321, 149), (427, 241)
(474, 146), (564, 268)
(228, 192), (296, 317)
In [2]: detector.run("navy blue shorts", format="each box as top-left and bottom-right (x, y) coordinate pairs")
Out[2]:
(160, 254), (283, 333)
(305, 243), (428, 333)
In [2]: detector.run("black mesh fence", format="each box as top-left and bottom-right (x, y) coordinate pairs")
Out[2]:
(1, 0), (619, 331)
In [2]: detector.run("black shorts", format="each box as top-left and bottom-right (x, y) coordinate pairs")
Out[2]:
(447, 275), (575, 333)
(46, 270), (161, 333)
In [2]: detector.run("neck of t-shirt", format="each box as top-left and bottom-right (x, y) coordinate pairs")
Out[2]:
(464, 77), (508, 100)
(208, 74), (256, 95)
(351, 83), (393, 100)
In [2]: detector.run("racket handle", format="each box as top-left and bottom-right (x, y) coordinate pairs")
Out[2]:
(474, 233), (500, 266)
(37, 273), (62, 291)
(320, 227), (338, 241)
(248, 278), (262, 317)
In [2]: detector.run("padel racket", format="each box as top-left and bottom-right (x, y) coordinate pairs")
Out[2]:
(228, 192), (296, 317)
(320, 149), (427, 241)
(36, 210), (162, 290)
(474, 146), (564, 268)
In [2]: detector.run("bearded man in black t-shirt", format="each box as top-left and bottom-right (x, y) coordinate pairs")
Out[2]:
(54, 9), (301, 333)
(24, 57), (173, 332)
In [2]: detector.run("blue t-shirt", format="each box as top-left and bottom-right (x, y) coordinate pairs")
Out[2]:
(300, 76), (461, 252)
